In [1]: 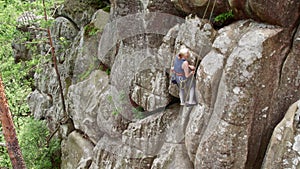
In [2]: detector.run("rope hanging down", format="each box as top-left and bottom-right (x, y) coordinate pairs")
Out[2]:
(183, 0), (217, 104)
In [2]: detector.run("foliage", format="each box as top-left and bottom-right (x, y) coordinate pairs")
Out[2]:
(102, 5), (110, 12)
(0, 0), (63, 168)
(0, 117), (61, 169)
(84, 23), (100, 37)
(99, 63), (111, 76)
(108, 91), (126, 116)
(18, 118), (61, 169)
(214, 10), (234, 24)
(97, 0), (110, 13)
(132, 106), (144, 119)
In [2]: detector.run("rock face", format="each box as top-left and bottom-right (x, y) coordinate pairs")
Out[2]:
(192, 20), (290, 168)
(61, 131), (94, 169)
(25, 0), (300, 169)
(262, 100), (300, 169)
(171, 0), (300, 28)
(261, 20), (300, 169)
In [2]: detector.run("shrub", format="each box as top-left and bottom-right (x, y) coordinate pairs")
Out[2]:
(18, 118), (61, 169)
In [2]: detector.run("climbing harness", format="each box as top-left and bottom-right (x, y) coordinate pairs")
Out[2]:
(179, 76), (187, 89)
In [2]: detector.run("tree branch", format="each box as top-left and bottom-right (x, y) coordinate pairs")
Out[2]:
(42, 0), (67, 116)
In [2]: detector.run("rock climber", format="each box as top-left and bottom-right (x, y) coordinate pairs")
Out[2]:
(172, 47), (197, 106)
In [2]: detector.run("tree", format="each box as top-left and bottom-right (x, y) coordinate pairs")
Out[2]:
(0, 76), (26, 169)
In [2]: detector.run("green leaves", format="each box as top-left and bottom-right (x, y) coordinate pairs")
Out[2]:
(214, 9), (234, 24)
(18, 118), (61, 169)
(0, 0), (63, 168)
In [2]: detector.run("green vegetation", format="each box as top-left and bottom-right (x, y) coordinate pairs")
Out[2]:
(19, 118), (61, 169)
(99, 63), (111, 76)
(214, 9), (234, 25)
(97, 0), (110, 12)
(102, 5), (110, 12)
(0, 0), (63, 168)
(108, 91), (126, 116)
(0, 0), (111, 168)
(84, 23), (100, 37)
(132, 106), (144, 119)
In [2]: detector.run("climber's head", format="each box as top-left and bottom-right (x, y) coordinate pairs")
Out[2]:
(178, 48), (190, 59)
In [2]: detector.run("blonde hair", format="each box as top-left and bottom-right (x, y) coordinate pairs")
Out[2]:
(178, 48), (189, 59)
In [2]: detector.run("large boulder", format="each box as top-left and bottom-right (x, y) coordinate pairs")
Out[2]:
(151, 143), (193, 169)
(89, 135), (154, 169)
(262, 100), (300, 169)
(110, 0), (184, 19)
(98, 12), (184, 112)
(54, 0), (100, 29)
(186, 20), (293, 168)
(90, 105), (180, 169)
(68, 70), (109, 144)
(61, 131), (94, 169)
(27, 90), (52, 120)
(50, 16), (79, 60)
(31, 63), (69, 131)
(171, 0), (300, 28)
(68, 9), (109, 83)
(131, 69), (171, 111)
(274, 24), (300, 125)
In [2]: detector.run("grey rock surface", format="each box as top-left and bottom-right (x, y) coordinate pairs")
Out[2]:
(24, 0), (300, 169)
(61, 131), (94, 169)
(262, 100), (300, 169)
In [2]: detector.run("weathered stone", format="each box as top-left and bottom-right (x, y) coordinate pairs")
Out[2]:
(274, 25), (300, 125)
(91, 9), (110, 32)
(54, 0), (99, 29)
(247, 0), (300, 28)
(98, 12), (184, 69)
(61, 131), (94, 169)
(96, 86), (131, 138)
(159, 24), (180, 97)
(184, 49), (225, 162)
(258, 22), (300, 169)
(147, 0), (185, 16)
(51, 16), (79, 59)
(26, 0), (300, 168)
(110, 0), (143, 18)
(109, 42), (167, 117)
(65, 29), (95, 84)
(175, 16), (216, 61)
(192, 20), (288, 168)
(13, 12), (45, 62)
(171, 0), (231, 19)
(131, 69), (171, 111)
(34, 64), (64, 100)
(90, 135), (154, 169)
(196, 50), (225, 106)
(68, 70), (109, 144)
(151, 143), (193, 169)
(185, 104), (207, 162)
(16, 11), (41, 27)
(172, 0), (300, 28)
(122, 105), (179, 156)
(27, 89), (52, 120)
(110, 0), (184, 19)
(59, 119), (75, 140)
(262, 100), (300, 169)
(165, 105), (194, 144)
(30, 63), (68, 131)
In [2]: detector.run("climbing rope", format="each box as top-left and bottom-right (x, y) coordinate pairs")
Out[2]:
(183, 0), (217, 105)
